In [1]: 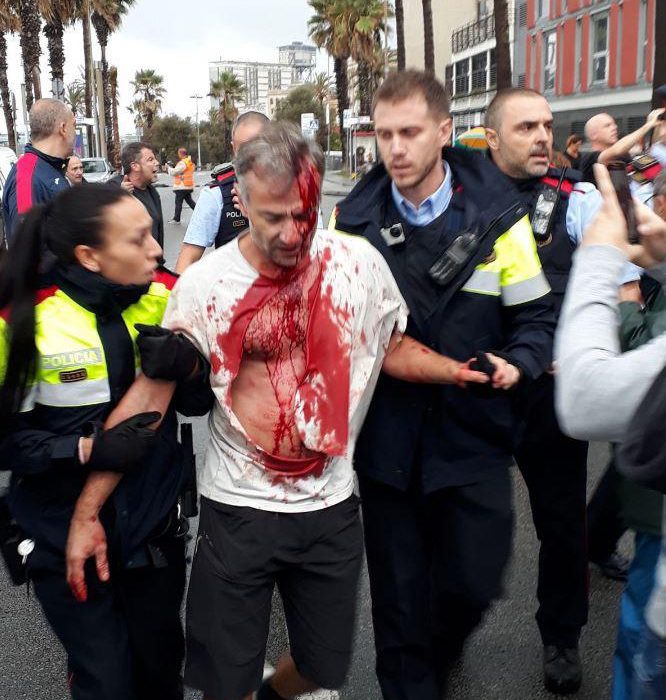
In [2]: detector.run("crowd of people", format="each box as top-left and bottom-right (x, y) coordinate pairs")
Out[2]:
(0, 70), (665, 700)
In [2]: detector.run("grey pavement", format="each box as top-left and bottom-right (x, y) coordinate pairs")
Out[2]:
(0, 178), (627, 699)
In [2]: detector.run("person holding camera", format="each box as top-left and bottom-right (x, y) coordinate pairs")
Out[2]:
(556, 162), (666, 700)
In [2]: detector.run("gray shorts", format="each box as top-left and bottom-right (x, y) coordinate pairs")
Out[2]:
(184, 495), (363, 699)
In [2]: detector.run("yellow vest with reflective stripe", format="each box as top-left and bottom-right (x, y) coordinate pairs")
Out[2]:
(0, 279), (172, 410)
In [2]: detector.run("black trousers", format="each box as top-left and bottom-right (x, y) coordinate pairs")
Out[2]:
(514, 373), (589, 648)
(30, 536), (186, 700)
(359, 471), (513, 700)
(587, 457), (626, 563)
(173, 190), (196, 221)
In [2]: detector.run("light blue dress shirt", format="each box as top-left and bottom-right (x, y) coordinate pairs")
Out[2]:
(390, 162), (453, 227)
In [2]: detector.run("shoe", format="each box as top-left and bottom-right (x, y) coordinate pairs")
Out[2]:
(591, 550), (630, 581)
(543, 645), (582, 695)
(168, 219), (180, 224)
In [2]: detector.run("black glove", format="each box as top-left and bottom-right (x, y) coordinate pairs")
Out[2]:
(87, 412), (162, 474)
(465, 351), (498, 397)
(135, 324), (200, 381)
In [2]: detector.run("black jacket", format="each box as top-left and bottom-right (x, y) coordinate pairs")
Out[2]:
(334, 147), (555, 492)
(110, 174), (164, 248)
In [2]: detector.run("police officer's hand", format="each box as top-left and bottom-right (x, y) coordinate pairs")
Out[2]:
(135, 324), (201, 381)
(121, 175), (134, 194)
(86, 412), (162, 473)
(485, 353), (522, 390)
(231, 184), (242, 211)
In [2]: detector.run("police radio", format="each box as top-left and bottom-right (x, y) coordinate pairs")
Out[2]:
(531, 169), (566, 244)
(428, 230), (479, 286)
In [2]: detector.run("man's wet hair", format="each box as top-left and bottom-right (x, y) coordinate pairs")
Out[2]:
(29, 99), (72, 141)
(121, 141), (153, 175)
(234, 121), (324, 203)
(485, 87), (545, 132)
(232, 110), (270, 140)
(372, 69), (450, 119)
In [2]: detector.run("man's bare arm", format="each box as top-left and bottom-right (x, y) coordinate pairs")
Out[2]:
(175, 243), (206, 274)
(66, 376), (176, 601)
(382, 333), (488, 385)
(597, 109), (664, 165)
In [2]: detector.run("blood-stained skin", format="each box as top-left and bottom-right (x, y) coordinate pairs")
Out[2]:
(211, 159), (352, 477)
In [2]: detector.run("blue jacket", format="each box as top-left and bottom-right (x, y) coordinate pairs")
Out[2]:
(334, 147), (556, 492)
(2, 144), (70, 243)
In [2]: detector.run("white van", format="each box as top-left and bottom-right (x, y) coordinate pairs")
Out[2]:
(0, 146), (18, 249)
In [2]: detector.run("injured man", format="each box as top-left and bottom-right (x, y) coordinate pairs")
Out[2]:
(64, 122), (492, 700)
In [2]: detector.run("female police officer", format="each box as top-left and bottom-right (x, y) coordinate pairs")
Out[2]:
(0, 185), (211, 700)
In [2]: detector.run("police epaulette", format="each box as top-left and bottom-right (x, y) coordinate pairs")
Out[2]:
(210, 162), (235, 182)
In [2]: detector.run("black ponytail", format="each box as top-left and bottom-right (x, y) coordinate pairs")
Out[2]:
(0, 184), (131, 425)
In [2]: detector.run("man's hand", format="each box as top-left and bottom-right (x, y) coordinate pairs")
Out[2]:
(485, 353), (522, 389)
(231, 184), (242, 211)
(586, 164), (666, 268)
(121, 175), (134, 194)
(66, 514), (109, 602)
(645, 108), (665, 131)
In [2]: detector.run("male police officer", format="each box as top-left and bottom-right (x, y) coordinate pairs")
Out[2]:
(483, 87), (631, 694)
(333, 70), (555, 700)
(174, 111), (269, 273)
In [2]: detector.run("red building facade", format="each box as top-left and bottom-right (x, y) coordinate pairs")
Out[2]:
(514, 0), (655, 145)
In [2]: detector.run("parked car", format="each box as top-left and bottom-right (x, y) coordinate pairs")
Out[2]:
(0, 146), (18, 249)
(81, 157), (116, 183)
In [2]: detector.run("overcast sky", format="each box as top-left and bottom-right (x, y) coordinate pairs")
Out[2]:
(4, 0), (334, 137)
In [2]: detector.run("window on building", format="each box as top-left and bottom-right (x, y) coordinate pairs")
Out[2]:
(518, 3), (528, 27)
(574, 18), (582, 88)
(544, 31), (557, 91)
(477, 0), (489, 19)
(471, 53), (488, 91)
(489, 48), (497, 88)
(538, 0), (549, 19)
(637, 0), (648, 80)
(455, 59), (470, 95)
(591, 14), (609, 84)
(445, 64), (454, 96)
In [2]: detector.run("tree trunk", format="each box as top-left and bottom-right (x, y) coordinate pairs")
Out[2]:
(81, 2), (95, 155)
(358, 61), (373, 116)
(0, 33), (16, 152)
(494, 0), (512, 89)
(422, 0), (434, 74)
(334, 56), (349, 168)
(396, 0), (405, 71)
(44, 18), (65, 98)
(19, 0), (42, 111)
(110, 66), (121, 168)
(652, 0), (666, 108)
(99, 44), (113, 160)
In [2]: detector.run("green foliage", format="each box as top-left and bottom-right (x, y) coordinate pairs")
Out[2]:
(274, 84), (327, 151)
(144, 114), (195, 164)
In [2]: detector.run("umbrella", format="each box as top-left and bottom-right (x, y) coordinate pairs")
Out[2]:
(454, 126), (488, 151)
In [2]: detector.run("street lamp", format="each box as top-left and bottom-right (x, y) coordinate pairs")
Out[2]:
(190, 93), (203, 170)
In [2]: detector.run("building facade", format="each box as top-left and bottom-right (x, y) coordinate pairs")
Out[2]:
(515, 0), (656, 146)
(444, 2), (516, 136)
(209, 42), (316, 115)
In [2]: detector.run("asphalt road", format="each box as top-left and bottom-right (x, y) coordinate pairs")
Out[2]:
(0, 173), (628, 699)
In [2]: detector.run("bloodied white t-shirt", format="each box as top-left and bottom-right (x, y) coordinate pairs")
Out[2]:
(163, 228), (408, 512)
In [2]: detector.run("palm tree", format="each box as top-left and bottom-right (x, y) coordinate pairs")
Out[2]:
(421, 0), (434, 74)
(91, 0), (134, 159)
(0, 1), (20, 151)
(39, 0), (77, 99)
(130, 68), (166, 131)
(347, 0), (391, 115)
(64, 78), (85, 116)
(308, 0), (352, 166)
(311, 72), (333, 103)
(208, 71), (245, 159)
(493, 0), (511, 89)
(395, 0), (405, 71)
(109, 65), (120, 167)
(14, 0), (43, 110)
